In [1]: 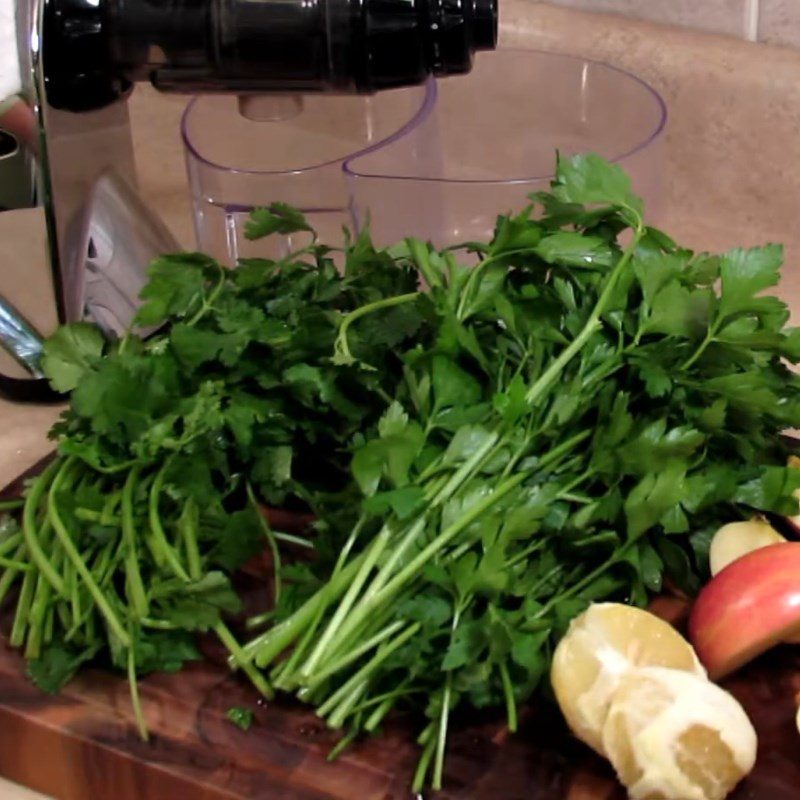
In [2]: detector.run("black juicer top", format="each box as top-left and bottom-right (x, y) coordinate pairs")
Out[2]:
(43, 0), (498, 110)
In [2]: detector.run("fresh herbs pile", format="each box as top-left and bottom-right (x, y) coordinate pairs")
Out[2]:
(2, 154), (800, 790)
(0, 213), (424, 734)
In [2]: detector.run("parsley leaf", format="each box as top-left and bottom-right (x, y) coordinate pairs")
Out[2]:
(41, 322), (105, 392)
(244, 203), (314, 239)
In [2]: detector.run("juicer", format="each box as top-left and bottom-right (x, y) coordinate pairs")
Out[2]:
(0, 0), (497, 396)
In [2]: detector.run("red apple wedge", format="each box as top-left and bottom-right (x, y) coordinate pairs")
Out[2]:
(688, 541), (800, 680)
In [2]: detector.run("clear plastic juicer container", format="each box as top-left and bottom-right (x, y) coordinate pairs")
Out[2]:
(182, 49), (667, 262)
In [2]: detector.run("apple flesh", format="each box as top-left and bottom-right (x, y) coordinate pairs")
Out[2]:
(709, 519), (785, 576)
(688, 541), (800, 680)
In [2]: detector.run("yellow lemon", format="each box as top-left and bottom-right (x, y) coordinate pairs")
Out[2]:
(602, 666), (756, 800)
(550, 602), (706, 754)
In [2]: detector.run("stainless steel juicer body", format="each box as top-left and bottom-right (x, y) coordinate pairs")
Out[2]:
(0, 0), (496, 396)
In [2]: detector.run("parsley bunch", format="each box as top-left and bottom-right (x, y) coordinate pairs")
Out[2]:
(240, 155), (800, 790)
(1, 154), (799, 791)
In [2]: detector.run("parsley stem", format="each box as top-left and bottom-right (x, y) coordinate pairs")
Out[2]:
(25, 575), (52, 659)
(245, 554), (365, 667)
(48, 458), (131, 647)
(248, 483), (281, 606)
(303, 619), (406, 691)
(333, 292), (420, 366)
(406, 238), (444, 289)
(44, 606), (55, 644)
(179, 499), (203, 581)
(523, 564), (565, 602)
(524, 223), (645, 407)
(271, 531), (313, 548)
(0, 555), (29, 571)
(498, 661), (517, 733)
(300, 525), (392, 677)
(74, 508), (119, 524)
(271, 606), (325, 689)
(433, 606), (460, 791)
(535, 429), (593, 473)
(141, 617), (178, 630)
(0, 544), (26, 608)
(325, 680), (369, 729)
(315, 604), (394, 671)
(555, 468), (594, 500)
(0, 532), (22, 558)
(362, 697), (396, 732)
(317, 622), (421, 721)
(351, 516), (426, 611)
(428, 431), (500, 506)
(273, 520), (367, 686)
(680, 322), (720, 371)
(121, 467), (150, 619)
(533, 538), (638, 620)
(187, 262), (226, 326)
(0, 499), (23, 511)
(213, 622), (274, 699)
(417, 720), (435, 745)
(322, 472), (528, 661)
(25, 536), (61, 659)
(127, 634), (150, 741)
(432, 677), (452, 791)
(101, 491), (122, 525)
(455, 248), (536, 321)
(22, 459), (66, 597)
(502, 539), (547, 570)
(412, 734), (437, 793)
(149, 474), (275, 699)
(9, 566), (36, 647)
(148, 464), (189, 581)
(362, 682), (413, 730)
(326, 723), (361, 761)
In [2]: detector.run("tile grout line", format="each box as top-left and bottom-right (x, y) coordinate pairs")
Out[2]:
(744, 0), (760, 42)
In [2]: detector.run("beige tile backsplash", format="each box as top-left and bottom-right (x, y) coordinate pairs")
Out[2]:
(538, 0), (753, 39)
(537, 0), (800, 48)
(759, 0), (800, 48)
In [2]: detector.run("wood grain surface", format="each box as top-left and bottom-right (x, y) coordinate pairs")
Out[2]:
(1, 462), (799, 800)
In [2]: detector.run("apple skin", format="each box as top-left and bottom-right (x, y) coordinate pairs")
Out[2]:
(688, 541), (800, 680)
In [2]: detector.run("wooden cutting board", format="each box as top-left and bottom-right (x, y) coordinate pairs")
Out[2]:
(1, 464), (800, 800)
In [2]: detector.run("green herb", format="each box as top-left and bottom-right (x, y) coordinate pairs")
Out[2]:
(240, 154), (800, 790)
(2, 154), (799, 794)
(0, 204), (425, 737)
(226, 706), (255, 731)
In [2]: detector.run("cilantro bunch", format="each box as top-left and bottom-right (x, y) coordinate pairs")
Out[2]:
(0, 214), (428, 735)
(1, 154), (799, 792)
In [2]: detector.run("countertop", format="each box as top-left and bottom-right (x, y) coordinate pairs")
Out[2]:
(2, 2), (800, 796)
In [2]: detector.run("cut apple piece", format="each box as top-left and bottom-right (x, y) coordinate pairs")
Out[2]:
(796, 693), (800, 736)
(709, 520), (785, 576)
(688, 541), (800, 680)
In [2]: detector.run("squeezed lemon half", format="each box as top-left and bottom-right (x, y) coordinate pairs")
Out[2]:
(550, 602), (706, 755)
(601, 666), (757, 800)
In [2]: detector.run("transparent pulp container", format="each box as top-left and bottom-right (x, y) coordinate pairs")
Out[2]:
(182, 85), (433, 263)
(345, 49), (667, 247)
(182, 49), (666, 261)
